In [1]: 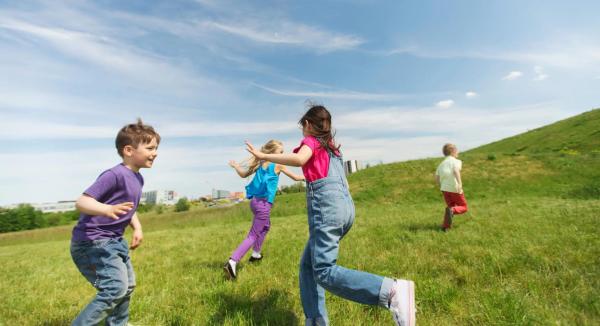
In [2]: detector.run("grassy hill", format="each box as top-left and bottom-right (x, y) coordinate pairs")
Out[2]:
(471, 108), (600, 155)
(0, 109), (599, 325)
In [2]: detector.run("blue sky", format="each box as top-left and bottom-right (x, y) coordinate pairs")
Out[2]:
(1, 0), (599, 205)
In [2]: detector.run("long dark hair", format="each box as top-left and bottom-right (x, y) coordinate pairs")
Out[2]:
(298, 104), (340, 153)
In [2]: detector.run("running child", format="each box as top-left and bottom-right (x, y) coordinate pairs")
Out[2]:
(435, 143), (468, 231)
(70, 119), (160, 325)
(245, 105), (416, 326)
(224, 140), (304, 280)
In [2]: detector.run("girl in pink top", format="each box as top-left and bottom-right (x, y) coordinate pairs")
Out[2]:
(246, 104), (415, 326)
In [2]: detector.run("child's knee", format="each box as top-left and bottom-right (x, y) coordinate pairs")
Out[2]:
(313, 266), (335, 287)
(99, 280), (130, 302)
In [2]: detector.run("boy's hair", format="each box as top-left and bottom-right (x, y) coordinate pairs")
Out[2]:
(442, 143), (457, 156)
(299, 102), (340, 153)
(115, 118), (161, 157)
(246, 140), (283, 175)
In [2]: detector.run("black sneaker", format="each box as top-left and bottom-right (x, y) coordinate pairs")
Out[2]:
(224, 261), (237, 280)
(249, 254), (263, 262)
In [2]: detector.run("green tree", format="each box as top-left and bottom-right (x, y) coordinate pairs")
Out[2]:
(175, 198), (190, 212)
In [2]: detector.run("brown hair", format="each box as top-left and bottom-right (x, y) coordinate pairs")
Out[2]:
(245, 140), (283, 176)
(115, 118), (161, 157)
(442, 143), (457, 156)
(298, 103), (340, 153)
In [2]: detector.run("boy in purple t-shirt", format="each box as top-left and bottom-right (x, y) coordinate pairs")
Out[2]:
(70, 119), (160, 326)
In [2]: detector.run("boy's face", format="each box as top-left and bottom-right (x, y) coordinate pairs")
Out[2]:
(452, 149), (459, 158)
(125, 138), (159, 169)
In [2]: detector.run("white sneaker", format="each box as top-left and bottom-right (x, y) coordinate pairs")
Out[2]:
(389, 279), (416, 326)
(224, 259), (237, 279)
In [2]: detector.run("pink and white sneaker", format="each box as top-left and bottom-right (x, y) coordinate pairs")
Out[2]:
(389, 279), (416, 326)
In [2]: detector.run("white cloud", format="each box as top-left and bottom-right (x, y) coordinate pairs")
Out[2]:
(436, 99), (454, 108)
(465, 91), (478, 99)
(533, 65), (549, 81)
(502, 71), (523, 80)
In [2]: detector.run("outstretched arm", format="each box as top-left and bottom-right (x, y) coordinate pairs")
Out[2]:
(278, 165), (305, 181)
(76, 194), (133, 220)
(246, 141), (312, 167)
(229, 160), (251, 178)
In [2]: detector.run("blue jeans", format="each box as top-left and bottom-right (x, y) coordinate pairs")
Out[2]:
(299, 153), (394, 326)
(70, 237), (136, 326)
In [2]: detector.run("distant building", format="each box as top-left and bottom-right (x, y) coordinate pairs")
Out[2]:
(212, 189), (230, 199)
(229, 191), (245, 200)
(344, 160), (363, 176)
(141, 190), (179, 205)
(3, 200), (77, 213)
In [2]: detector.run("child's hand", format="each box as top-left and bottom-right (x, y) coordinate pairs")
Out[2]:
(245, 141), (264, 159)
(228, 160), (239, 168)
(104, 202), (134, 220)
(130, 229), (143, 250)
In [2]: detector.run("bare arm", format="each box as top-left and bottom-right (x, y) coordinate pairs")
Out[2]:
(229, 160), (251, 178)
(246, 141), (312, 167)
(453, 167), (463, 194)
(76, 194), (133, 220)
(129, 213), (143, 250)
(278, 165), (305, 181)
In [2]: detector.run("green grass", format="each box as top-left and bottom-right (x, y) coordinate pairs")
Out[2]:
(0, 110), (599, 325)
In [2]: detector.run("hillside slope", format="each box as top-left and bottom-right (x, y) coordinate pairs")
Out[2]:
(470, 108), (600, 154)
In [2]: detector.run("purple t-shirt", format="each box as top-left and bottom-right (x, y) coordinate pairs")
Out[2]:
(72, 163), (144, 242)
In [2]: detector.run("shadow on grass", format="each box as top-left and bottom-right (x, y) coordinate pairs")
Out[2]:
(197, 259), (227, 269)
(208, 290), (298, 325)
(406, 222), (442, 232)
(38, 316), (72, 326)
(197, 260), (247, 278)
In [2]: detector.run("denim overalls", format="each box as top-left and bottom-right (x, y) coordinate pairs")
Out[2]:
(299, 150), (394, 326)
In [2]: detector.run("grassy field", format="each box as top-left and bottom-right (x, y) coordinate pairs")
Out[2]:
(1, 109), (599, 325)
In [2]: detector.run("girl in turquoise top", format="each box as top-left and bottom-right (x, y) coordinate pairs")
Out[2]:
(225, 140), (304, 280)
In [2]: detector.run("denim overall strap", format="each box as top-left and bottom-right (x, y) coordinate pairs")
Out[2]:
(305, 150), (349, 198)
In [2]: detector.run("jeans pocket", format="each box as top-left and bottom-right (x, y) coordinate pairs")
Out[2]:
(313, 191), (347, 226)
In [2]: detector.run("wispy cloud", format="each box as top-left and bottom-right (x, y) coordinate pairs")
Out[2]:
(0, 116), (297, 140)
(502, 71), (523, 80)
(204, 20), (363, 53)
(0, 18), (220, 96)
(380, 41), (600, 69)
(436, 99), (454, 108)
(252, 83), (405, 101)
(335, 102), (567, 137)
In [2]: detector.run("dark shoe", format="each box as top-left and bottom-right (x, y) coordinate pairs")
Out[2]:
(446, 207), (454, 228)
(224, 260), (237, 280)
(249, 254), (263, 262)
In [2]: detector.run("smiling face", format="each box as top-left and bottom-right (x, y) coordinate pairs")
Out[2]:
(123, 137), (159, 171)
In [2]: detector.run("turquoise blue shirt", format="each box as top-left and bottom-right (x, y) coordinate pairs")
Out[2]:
(245, 162), (280, 203)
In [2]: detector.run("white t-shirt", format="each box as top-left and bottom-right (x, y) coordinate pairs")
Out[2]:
(436, 156), (462, 193)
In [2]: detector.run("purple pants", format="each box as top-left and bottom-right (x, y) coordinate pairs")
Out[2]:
(230, 197), (272, 262)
